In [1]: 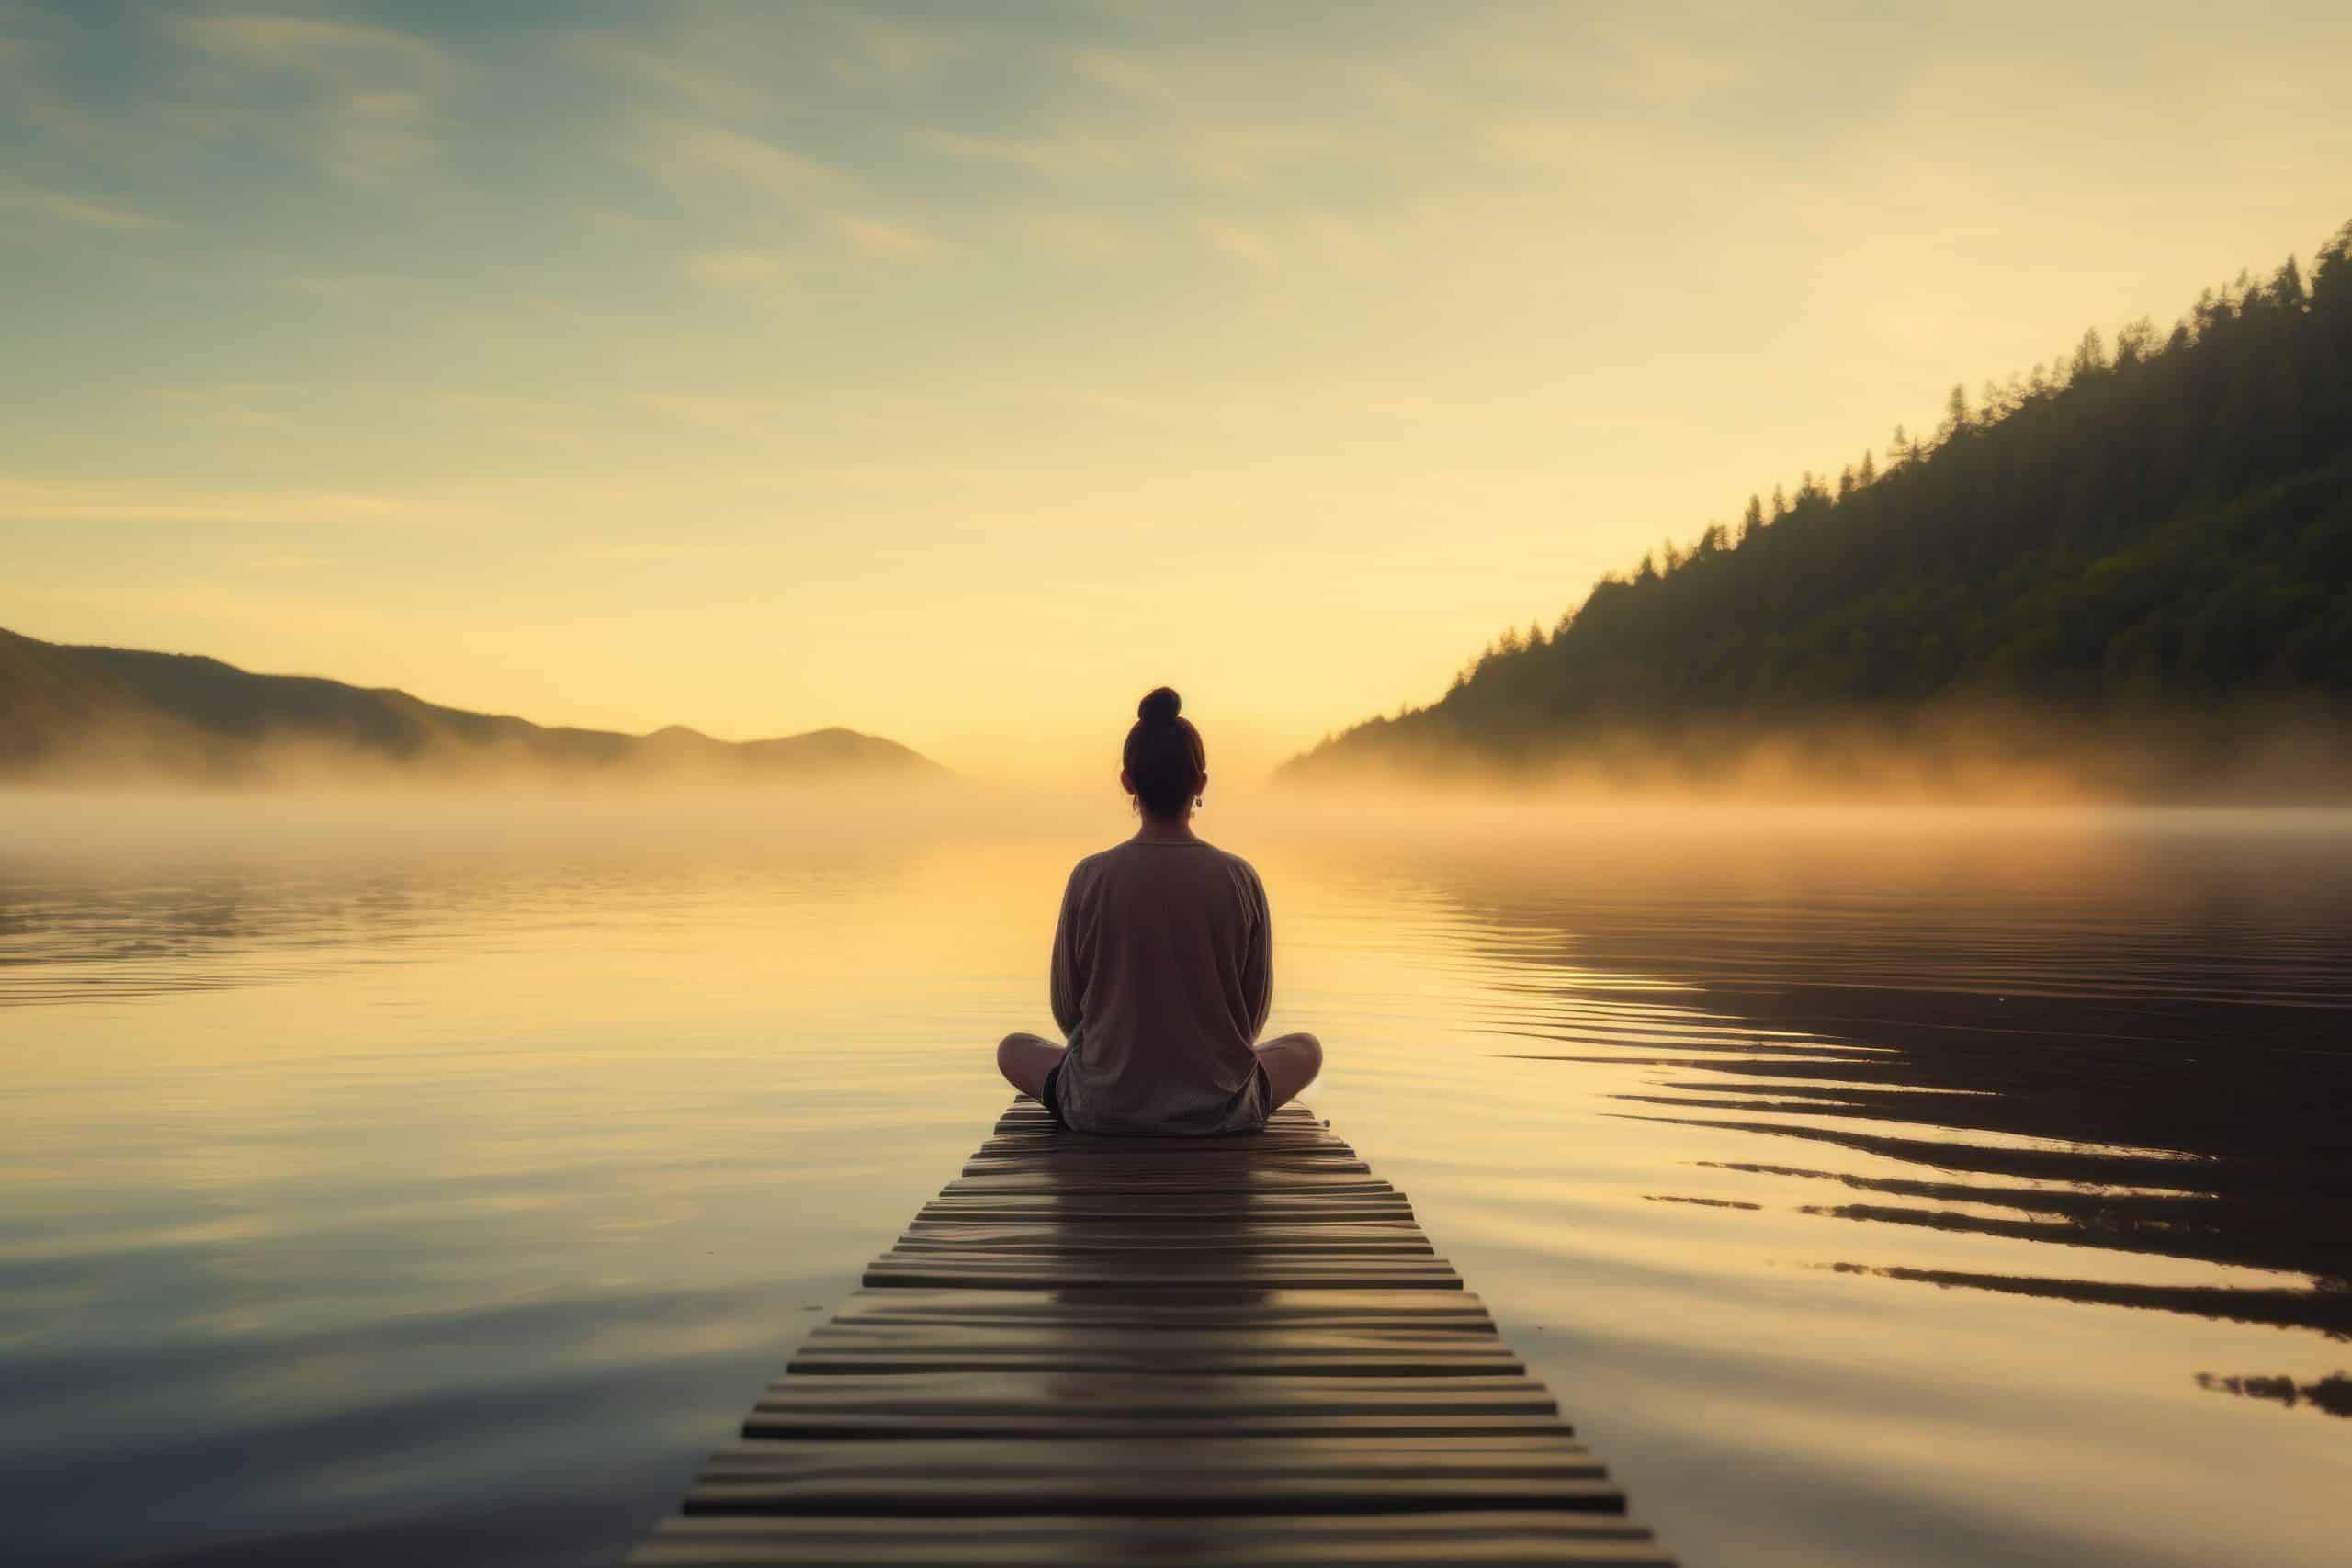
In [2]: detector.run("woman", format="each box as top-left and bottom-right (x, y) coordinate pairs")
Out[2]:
(995, 687), (1323, 1134)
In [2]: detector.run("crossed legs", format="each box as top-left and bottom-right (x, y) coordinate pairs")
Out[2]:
(1251, 1032), (1323, 1111)
(993, 1030), (1324, 1112)
(994, 1032), (1064, 1099)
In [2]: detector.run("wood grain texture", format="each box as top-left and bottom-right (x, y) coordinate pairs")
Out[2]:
(750, 1371), (1564, 1419)
(628, 1097), (1671, 1566)
(786, 1327), (1526, 1375)
(635, 1513), (1675, 1566)
(820, 1287), (1496, 1327)
(916, 1197), (1417, 1223)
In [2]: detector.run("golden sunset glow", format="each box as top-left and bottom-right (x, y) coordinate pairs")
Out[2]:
(8, 4), (2350, 778)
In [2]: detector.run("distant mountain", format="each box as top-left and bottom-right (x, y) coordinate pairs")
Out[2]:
(0, 627), (946, 785)
(1282, 218), (2352, 793)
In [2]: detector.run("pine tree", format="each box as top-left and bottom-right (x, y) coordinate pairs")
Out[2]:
(1937, 383), (1971, 444)
(2071, 327), (2108, 380)
(1278, 215), (2352, 784)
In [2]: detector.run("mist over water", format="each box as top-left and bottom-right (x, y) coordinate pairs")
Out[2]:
(3, 792), (2348, 1566)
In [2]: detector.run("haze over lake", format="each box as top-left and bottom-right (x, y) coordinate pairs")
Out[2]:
(5, 795), (2346, 1568)
(7, 2), (2350, 1561)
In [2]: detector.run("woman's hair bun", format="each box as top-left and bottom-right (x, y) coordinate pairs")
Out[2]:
(1136, 686), (1182, 726)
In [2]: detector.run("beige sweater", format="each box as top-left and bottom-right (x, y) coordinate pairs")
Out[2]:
(1047, 837), (1273, 1134)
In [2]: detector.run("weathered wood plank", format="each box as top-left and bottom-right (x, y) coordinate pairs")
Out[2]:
(973, 1128), (1356, 1148)
(889, 1223), (1437, 1255)
(686, 1436), (1624, 1517)
(787, 1325), (1522, 1378)
(702, 1434), (1598, 1471)
(749, 1371), (1560, 1420)
(743, 1410), (1583, 1442)
(941, 1173), (1401, 1196)
(962, 1154), (1374, 1175)
(632, 1512), (1673, 1566)
(631, 1099), (1669, 1565)
(863, 1258), (1464, 1291)
(820, 1287), (1496, 1328)
(978, 1129), (1353, 1149)
(992, 1101), (1325, 1132)
(915, 1198), (1417, 1224)
(978, 1123), (1351, 1144)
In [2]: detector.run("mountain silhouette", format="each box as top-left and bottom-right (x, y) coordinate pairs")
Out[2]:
(0, 626), (945, 785)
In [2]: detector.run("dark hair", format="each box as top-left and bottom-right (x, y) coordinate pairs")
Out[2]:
(1123, 686), (1205, 818)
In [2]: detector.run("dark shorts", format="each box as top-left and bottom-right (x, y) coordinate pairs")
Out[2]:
(1038, 1062), (1067, 1126)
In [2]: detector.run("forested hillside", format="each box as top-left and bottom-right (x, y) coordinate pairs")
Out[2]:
(1283, 219), (2352, 787)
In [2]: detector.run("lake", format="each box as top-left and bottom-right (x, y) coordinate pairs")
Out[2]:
(3, 795), (2346, 1566)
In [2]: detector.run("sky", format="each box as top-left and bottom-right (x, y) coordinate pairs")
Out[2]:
(6, 1), (2349, 782)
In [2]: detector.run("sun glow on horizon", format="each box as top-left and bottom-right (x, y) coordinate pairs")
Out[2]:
(6, 1), (2350, 783)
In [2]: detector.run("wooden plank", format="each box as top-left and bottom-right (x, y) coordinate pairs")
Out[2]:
(962, 1154), (1373, 1175)
(864, 1258), (1464, 1291)
(633, 1512), (1673, 1565)
(961, 1143), (1370, 1163)
(744, 1410), (1582, 1442)
(685, 1437), (1624, 1517)
(974, 1129), (1356, 1149)
(749, 1372), (1559, 1421)
(980, 1125), (1342, 1144)
(993, 1101), (1325, 1128)
(956, 1139), (1358, 1154)
(704, 1435), (1597, 1468)
(820, 1287), (1496, 1329)
(786, 1354), (1522, 1380)
(979, 1123), (1350, 1144)
(942, 1173), (1401, 1196)
(788, 1327), (1522, 1378)
(799, 1322), (1503, 1352)
(631, 1099), (1668, 1564)
(889, 1223), (1437, 1255)
(915, 1198), (1417, 1224)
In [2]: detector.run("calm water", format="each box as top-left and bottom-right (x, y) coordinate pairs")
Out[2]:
(3, 795), (2347, 1566)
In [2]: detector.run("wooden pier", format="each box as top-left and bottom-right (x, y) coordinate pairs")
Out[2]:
(629, 1098), (1673, 1565)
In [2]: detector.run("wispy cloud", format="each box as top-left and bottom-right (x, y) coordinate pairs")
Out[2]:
(338, 87), (434, 175)
(634, 118), (933, 265)
(829, 214), (933, 260)
(0, 479), (419, 526)
(573, 540), (776, 564)
(1069, 47), (1170, 104)
(629, 390), (798, 437)
(684, 249), (792, 288)
(907, 125), (1130, 178)
(827, 17), (962, 85)
(273, 270), (413, 303)
(1019, 211), (1132, 264)
(565, 33), (756, 115)
(175, 12), (447, 181)
(0, 175), (161, 230)
(0, 26), (116, 145)
(156, 384), (297, 432)
(177, 14), (446, 76)
(635, 117), (842, 199)
(1196, 216), (1272, 267)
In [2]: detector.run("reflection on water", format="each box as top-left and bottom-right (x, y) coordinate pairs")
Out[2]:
(1385, 816), (2351, 1330)
(2197, 1371), (2352, 1418)
(1, 799), (2346, 1566)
